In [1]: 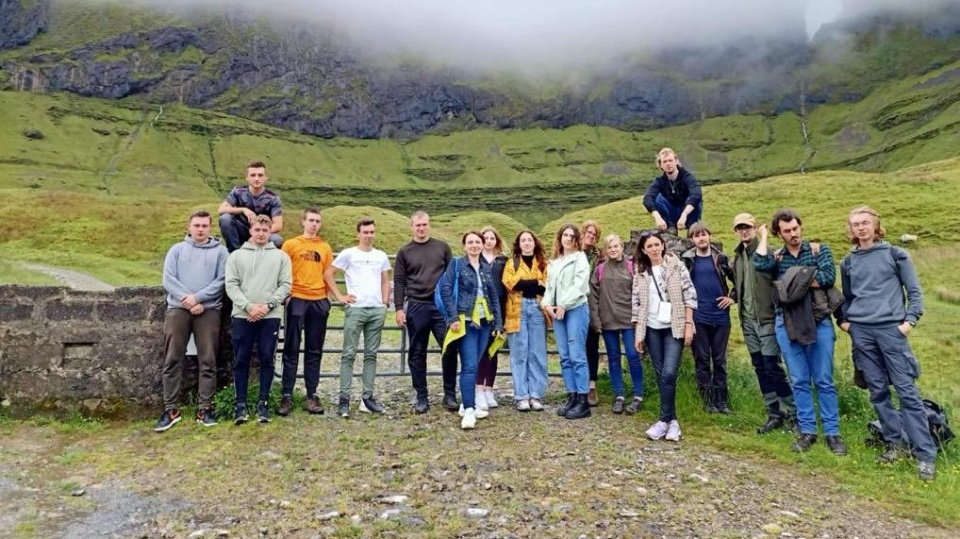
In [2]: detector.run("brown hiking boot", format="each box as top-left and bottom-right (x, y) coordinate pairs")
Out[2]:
(277, 396), (293, 417)
(587, 387), (599, 407)
(304, 396), (325, 415)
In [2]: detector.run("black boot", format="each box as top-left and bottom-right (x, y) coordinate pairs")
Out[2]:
(565, 393), (592, 420)
(557, 393), (576, 416)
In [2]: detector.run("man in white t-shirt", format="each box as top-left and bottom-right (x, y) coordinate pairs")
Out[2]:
(326, 217), (392, 418)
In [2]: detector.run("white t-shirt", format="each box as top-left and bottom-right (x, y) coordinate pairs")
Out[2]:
(646, 265), (671, 330)
(332, 247), (391, 308)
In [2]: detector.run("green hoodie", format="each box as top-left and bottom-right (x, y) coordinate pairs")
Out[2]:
(225, 241), (293, 319)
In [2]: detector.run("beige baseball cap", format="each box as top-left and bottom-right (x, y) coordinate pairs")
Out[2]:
(733, 213), (757, 229)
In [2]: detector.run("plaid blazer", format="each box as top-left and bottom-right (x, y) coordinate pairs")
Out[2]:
(631, 253), (698, 341)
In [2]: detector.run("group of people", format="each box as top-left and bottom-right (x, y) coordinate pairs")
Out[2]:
(154, 150), (938, 480)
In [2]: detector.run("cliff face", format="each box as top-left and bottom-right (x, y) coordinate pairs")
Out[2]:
(0, 0), (50, 49)
(1, 1), (959, 139)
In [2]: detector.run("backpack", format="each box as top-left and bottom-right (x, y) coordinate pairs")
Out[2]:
(596, 259), (634, 282)
(866, 399), (955, 453)
(433, 258), (461, 319)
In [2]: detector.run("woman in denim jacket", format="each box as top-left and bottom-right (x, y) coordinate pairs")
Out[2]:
(440, 230), (504, 430)
(542, 223), (592, 420)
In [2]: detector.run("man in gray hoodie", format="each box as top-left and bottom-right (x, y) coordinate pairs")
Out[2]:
(225, 215), (293, 425)
(156, 210), (229, 432)
(838, 206), (936, 481)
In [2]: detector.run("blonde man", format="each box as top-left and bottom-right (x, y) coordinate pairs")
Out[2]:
(642, 148), (703, 231)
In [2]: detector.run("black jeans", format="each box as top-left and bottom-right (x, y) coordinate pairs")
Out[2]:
(281, 297), (331, 398)
(586, 329), (600, 382)
(691, 322), (731, 406)
(405, 301), (459, 400)
(232, 317), (281, 404)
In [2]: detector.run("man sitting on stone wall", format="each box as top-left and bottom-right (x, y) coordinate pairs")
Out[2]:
(217, 160), (284, 252)
(155, 210), (229, 432)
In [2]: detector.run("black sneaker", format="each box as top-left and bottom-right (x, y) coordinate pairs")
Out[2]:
(757, 415), (784, 434)
(154, 408), (182, 432)
(196, 408), (217, 427)
(825, 435), (847, 456)
(256, 401), (269, 423)
(234, 405), (249, 425)
(360, 396), (385, 414)
(705, 404), (719, 413)
(414, 397), (430, 414)
(791, 433), (818, 452)
(716, 403), (732, 415)
(338, 397), (350, 418)
(277, 396), (293, 416)
(918, 461), (936, 481)
(442, 394), (459, 412)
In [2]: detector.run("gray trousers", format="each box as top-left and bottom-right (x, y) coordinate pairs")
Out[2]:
(162, 308), (220, 409)
(851, 322), (937, 462)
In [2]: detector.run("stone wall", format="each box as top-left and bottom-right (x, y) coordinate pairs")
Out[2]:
(0, 285), (189, 416)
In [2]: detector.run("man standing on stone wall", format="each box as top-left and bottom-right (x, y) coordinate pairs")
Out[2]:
(155, 210), (229, 432)
(394, 210), (458, 414)
(225, 215), (292, 425)
(730, 213), (797, 434)
(277, 207), (336, 417)
(218, 160), (284, 252)
(327, 217), (392, 418)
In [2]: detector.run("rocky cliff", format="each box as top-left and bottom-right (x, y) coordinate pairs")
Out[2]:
(1, 0), (960, 139)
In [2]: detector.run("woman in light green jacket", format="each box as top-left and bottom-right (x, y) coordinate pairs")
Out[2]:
(542, 223), (592, 420)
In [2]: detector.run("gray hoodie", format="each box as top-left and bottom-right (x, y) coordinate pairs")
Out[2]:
(163, 235), (229, 311)
(840, 241), (923, 325)
(225, 240), (292, 319)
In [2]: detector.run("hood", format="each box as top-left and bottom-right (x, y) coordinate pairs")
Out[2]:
(239, 240), (278, 252)
(851, 240), (891, 256)
(184, 234), (223, 249)
(681, 245), (721, 259)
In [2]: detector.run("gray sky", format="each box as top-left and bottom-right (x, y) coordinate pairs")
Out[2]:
(133, 0), (945, 70)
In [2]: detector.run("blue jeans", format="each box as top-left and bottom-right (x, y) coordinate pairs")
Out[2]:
(645, 327), (683, 422)
(231, 317), (281, 404)
(508, 298), (549, 400)
(458, 320), (491, 409)
(553, 303), (590, 393)
(654, 193), (702, 228)
(603, 328), (644, 398)
(852, 323), (937, 462)
(775, 315), (840, 435)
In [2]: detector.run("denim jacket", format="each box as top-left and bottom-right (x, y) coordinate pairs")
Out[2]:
(440, 255), (504, 330)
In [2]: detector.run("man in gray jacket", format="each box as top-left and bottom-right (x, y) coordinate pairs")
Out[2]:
(156, 210), (229, 432)
(838, 206), (937, 480)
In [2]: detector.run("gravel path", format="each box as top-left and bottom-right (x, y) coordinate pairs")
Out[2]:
(23, 264), (115, 292)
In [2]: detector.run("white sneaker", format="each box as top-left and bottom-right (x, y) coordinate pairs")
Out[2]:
(529, 398), (544, 411)
(486, 390), (499, 408)
(461, 408), (477, 430)
(646, 421), (669, 440)
(516, 399), (531, 412)
(475, 394), (489, 412)
(665, 420), (682, 441)
(475, 407), (489, 419)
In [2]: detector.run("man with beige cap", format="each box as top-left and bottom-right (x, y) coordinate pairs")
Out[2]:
(730, 213), (796, 434)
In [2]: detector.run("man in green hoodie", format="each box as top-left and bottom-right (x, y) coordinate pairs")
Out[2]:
(225, 215), (292, 425)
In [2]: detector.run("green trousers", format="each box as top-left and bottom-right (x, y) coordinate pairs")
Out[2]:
(339, 306), (387, 399)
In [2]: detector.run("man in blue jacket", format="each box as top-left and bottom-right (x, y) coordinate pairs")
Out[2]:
(838, 206), (936, 481)
(642, 148), (703, 232)
(156, 210), (228, 432)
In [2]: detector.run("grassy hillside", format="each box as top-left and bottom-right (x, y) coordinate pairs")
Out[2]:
(2, 55), (960, 228)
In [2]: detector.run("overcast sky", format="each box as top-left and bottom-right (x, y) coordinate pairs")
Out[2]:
(133, 0), (947, 70)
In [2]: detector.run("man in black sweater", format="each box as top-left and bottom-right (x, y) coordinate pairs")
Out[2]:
(394, 210), (457, 413)
(642, 148), (703, 232)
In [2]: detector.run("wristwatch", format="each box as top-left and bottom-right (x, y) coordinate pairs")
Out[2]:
(907, 320), (917, 327)
(267, 300), (277, 310)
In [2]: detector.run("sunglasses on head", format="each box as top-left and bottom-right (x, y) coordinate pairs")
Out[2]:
(639, 229), (658, 238)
